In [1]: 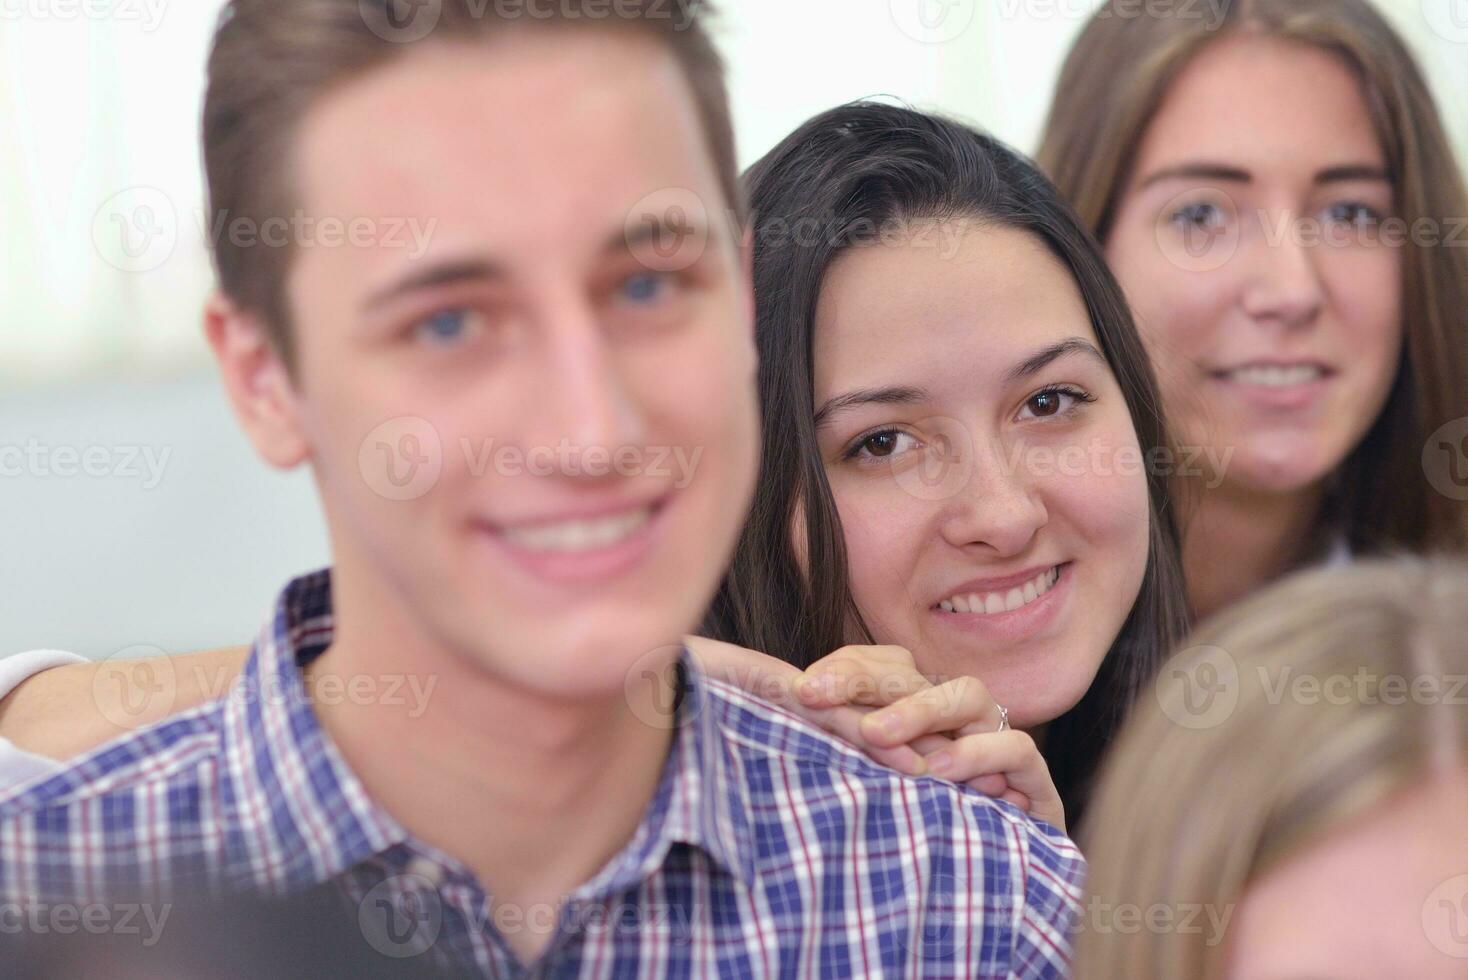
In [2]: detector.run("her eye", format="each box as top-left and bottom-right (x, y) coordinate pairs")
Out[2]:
(1170, 201), (1225, 230)
(413, 308), (477, 346)
(1323, 201), (1384, 227)
(844, 429), (923, 462)
(1017, 386), (1095, 421)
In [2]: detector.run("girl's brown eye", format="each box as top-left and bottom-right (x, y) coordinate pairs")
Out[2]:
(863, 432), (900, 456)
(1029, 391), (1062, 417)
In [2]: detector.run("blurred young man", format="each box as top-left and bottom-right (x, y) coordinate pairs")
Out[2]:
(0, 2), (1084, 974)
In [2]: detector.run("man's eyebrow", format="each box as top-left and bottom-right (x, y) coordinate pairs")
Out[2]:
(814, 385), (928, 430)
(363, 257), (503, 311)
(615, 213), (715, 257)
(1138, 162), (1252, 190)
(1004, 338), (1108, 384)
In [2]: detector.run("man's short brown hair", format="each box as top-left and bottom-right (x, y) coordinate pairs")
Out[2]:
(203, 0), (739, 367)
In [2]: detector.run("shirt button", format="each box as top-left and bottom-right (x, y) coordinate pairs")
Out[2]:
(405, 856), (445, 888)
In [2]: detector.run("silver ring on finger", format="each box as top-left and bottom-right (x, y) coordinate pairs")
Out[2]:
(995, 704), (1009, 733)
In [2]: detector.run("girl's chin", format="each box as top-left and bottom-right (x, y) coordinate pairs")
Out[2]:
(1212, 439), (1347, 497)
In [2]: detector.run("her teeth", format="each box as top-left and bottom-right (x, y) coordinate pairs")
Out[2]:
(502, 507), (652, 553)
(1230, 365), (1322, 387)
(939, 566), (1062, 616)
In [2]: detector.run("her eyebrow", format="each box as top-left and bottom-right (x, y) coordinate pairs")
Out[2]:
(814, 385), (928, 430)
(1003, 338), (1107, 384)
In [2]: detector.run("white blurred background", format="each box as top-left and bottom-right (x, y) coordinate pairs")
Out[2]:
(2, 0), (1465, 658)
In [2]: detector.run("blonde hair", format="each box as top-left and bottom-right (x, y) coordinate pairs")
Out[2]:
(1037, 0), (1468, 556)
(1074, 556), (1468, 978)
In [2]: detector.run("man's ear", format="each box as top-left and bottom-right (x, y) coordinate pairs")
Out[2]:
(204, 291), (310, 469)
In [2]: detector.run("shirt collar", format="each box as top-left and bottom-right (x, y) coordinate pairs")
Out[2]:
(221, 569), (757, 895)
(574, 654), (758, 900)
(219, 569), (409, 891)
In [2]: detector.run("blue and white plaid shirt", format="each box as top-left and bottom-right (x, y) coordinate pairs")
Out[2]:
(0, 570), (1084, 977)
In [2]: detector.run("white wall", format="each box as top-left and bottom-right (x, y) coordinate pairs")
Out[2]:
(2, 0), (1465, 658)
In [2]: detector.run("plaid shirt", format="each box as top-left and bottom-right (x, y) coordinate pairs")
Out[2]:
(0, 570), (1085, 977)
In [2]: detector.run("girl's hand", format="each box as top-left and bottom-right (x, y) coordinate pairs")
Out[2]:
(686, 638), (1065, 832)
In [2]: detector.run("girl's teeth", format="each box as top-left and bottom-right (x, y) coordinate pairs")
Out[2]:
(940, 566), (1061, 616)
(1229, 365), (1322, 387)
(503, 507), (652, 553)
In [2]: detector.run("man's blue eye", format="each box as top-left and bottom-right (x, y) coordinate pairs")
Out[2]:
(418, 309), (469, 342)
(622, 273), (666, 304)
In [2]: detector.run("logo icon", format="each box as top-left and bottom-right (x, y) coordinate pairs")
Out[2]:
(625, 188), (710, 273)
(1153, 189), (1240, 273)
(91, 645), (177, 731)
(359, 417), (443, 501)
(359, 0), (442, 43)
(891, 418), (975, 502)
(92, 187), (178, 273)
(1424, 418), (1468, 502)
(890, 0), (976, 44)
(1156, 644), (1240, 730)
(1422, 874), (1468, 958)
(1422, 0), (1468, 44)
(624, 645), (697, 731)
(359, 874), (443, 958)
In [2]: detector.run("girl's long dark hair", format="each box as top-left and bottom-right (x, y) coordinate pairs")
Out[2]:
(702, 102), (1190, 821)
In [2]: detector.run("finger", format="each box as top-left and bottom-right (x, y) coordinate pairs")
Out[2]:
(906, 733), (953, 757)
(860, 676), (997, 747)
(795, 647), (930, 709)
(920, 730), (1037, 783)
(999, 789), (1031, 812)
(965, 773), (1010, 797)
(921, 730), (1066, 831)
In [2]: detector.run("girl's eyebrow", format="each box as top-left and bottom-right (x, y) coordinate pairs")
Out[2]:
(814, 385), (928, 430)
(814, 339), (1104, 430)
(1004, 337), (1107, 384)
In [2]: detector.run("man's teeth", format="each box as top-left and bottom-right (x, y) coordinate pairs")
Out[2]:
(938, 566), (1060, 616)
(1226, 365), (1324, 387)
(502, 507), (653, 553)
